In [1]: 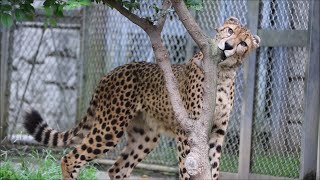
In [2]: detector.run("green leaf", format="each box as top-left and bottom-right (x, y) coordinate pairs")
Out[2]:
(21, 3), (35, 14)
(184, 0), (203, 11)
(64, 0), (91, 10)
(0, 12), (13, 27)
(53, 5), (63, 17)
(49, 18), (57, 26)
(43, 0), (55, 7)
(15, 9), (26, 21)
(0, 4), (12, 11)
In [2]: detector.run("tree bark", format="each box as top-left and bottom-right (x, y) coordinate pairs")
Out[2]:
(102, 0), (219, 179)
(172, 1), (219, 178)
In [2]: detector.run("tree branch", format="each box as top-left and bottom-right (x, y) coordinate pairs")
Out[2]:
(172, 0), (208, 50)
(156, 0), (171, 31)
(172, 0), (219, 178)
(103, 0), (154, 33)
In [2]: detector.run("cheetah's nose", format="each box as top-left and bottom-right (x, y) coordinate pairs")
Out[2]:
(224, 42), (233, 50)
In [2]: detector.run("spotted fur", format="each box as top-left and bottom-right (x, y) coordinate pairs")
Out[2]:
(23, 17), (260, 180)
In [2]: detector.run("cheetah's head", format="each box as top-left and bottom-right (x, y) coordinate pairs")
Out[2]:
(215, 17), (260, 68)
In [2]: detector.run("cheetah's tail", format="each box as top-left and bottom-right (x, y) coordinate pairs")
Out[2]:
(23, 109), (92, 147)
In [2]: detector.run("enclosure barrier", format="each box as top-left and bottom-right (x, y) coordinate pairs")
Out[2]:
(1, 0), (319, 179)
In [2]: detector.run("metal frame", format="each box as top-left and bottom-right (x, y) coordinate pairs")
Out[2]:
(300, 0), (320, 179)
(237, 0), (260, 179)
(0, 28), (11, 140)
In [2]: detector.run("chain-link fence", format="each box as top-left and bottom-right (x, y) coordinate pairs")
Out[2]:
(0, 7), (83, 137)
(1, 0), (319, 179)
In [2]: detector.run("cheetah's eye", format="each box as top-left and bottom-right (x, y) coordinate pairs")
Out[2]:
(228, 28), (233, 34)
(240, 41), (247, 47)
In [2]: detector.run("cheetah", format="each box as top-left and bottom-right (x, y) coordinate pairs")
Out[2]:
(23, 17), (260, 180)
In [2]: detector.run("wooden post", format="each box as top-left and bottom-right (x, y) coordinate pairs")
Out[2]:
(238, 0), (260, 178)
(300, 0), (320, 179)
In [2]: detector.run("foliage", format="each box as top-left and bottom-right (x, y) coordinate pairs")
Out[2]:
(0, 0), (203, 27)
(0, 149), (97, 180)
(0, 0), (35, 27)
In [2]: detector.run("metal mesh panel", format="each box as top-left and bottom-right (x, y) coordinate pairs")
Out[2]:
(251, 47), (307, 178)
(197, 0), (248, 36)
(5, 12), (83, 135)
(259, 0), (309, 30)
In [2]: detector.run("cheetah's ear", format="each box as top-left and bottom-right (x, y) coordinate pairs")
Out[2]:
(252, 35), (261, 48)
(224, 16), (240, 25)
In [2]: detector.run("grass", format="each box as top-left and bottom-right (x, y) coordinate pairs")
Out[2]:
(250, 153), (300, 178)
(0, 146), (300, 179)
(219, 153), (299, 178)
(0, 148), (97, 180)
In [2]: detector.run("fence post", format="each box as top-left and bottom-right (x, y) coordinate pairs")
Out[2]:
(238, 0), (260, 178)
(300, 0), (320, 179)
(317, 117), (320, 180)
(0, 28), (11, 140)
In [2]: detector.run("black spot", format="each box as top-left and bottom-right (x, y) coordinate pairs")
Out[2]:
(72, 148), (77, 154)
(133, 154), (138, 159)
(209, 143), (215, 148)
(138, 145), (143, 149)
(93, 128), (97, 135)
(143, 148), (150, 153)
(81, 144), (87, 150)
(80, 155), (86, 160)
(212, 162), (218, 168)
(102, 123), (106, 129)
(75, 154), (79, 159)
(111, 119), (117, 125)
(115, 168), (120, 173)
(106, 142), (114, 146)
(89, 138), (94, 144)
(216, 129), (225, 136)
(145, 136), (150, 142)
(183, 168), (187, 173)
(105, 134), (113, 140)
(116, 131), (124, 138)
(93, 149), (101, 155)
(122, 153), (128, 160)
(216, 145), (222, 153)
(87, 147), (92, 153)
(125, 162), (130, 167)
(153, 137), (157, 142)
(96, 135), (102, 142)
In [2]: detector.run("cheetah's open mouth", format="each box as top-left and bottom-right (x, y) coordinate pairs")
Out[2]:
(219, 50), (227, 62)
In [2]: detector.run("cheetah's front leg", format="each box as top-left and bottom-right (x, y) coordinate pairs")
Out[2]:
(208, 116), (230, 179)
